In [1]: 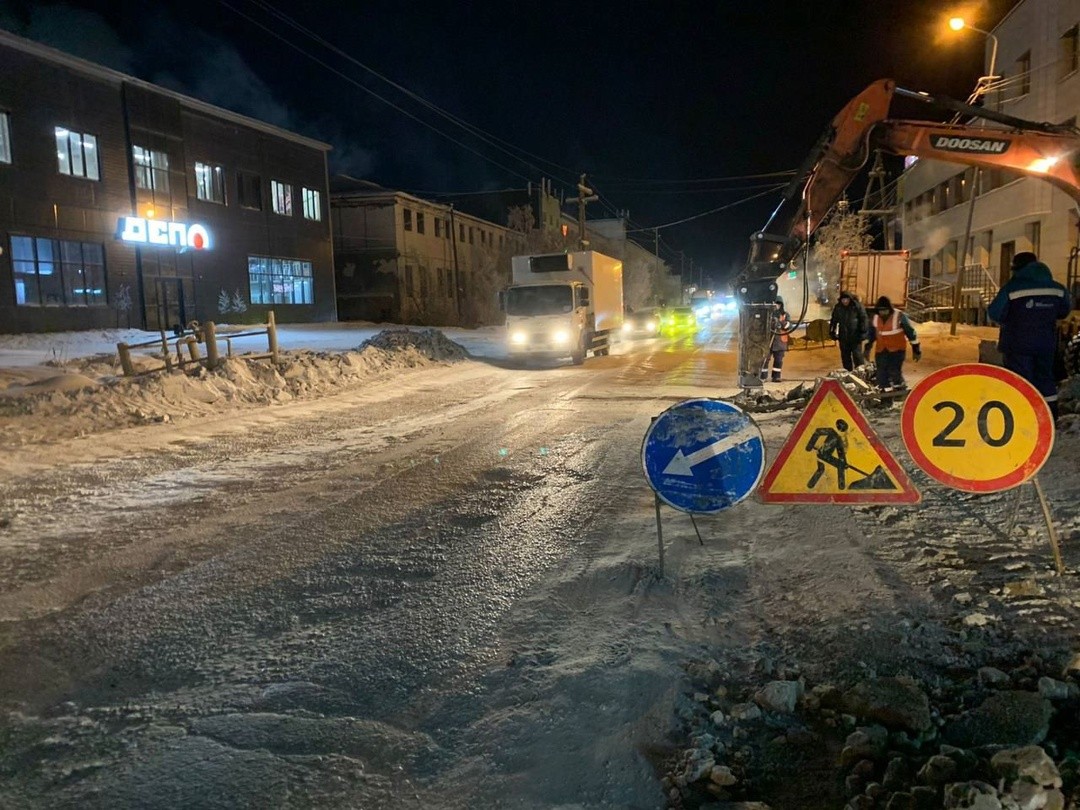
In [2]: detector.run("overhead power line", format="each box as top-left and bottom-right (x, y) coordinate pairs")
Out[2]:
(233, 0), (582, 186)
(626, 183), (788, 233)
(594, 169), (798, 186)
(217, 0), (538, 184)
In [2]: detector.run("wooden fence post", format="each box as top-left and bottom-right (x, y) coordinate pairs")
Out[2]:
(267, 310), (280, 365)
(204, 321), (219, 369)
(118, 343), (135, 377)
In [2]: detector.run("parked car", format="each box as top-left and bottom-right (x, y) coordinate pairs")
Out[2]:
(659, 306), (698, 335)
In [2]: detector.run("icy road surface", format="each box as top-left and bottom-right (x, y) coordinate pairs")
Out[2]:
(1, 319), (1077, 808)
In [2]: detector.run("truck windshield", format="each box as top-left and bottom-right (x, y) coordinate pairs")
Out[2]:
(506, 285), (572, 316)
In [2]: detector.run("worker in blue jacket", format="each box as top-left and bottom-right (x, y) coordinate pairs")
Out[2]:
(987, 252), (1071, 420)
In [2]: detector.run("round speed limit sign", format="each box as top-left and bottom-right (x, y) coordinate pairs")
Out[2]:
(901, 364), (1055, 492)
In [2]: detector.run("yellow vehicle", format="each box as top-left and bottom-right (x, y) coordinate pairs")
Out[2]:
(660, 306), (697, 336)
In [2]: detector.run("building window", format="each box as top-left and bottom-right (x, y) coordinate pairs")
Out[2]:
(133, 146), (169, 192)
(404, 265), (414, 298)
(1027, 220), (1042, 256)
(11, 236), (106, 306)
(1017, 51), (1031, 96)
(248, 255), (314, 304)
(238, 171), (263, 210)
(302, 187), (322, 221)
(434, 219), (442, 238)
(271, 180), (292, 215)
(195, 162), (225, 203)
(447, 267), (454, 298)
(1062, 26), (1080, 78)
(418, 266), (429, 298)
(0, 112), (10, 164)
(403, 208), (413, 231)
(55, 126), (99, 180)
(416, 212), (425, 235)
(459, 223), (465, 241)
(468, 226), (475, 245)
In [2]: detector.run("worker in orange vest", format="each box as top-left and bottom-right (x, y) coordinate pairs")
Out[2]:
(865, 296), (920, 392)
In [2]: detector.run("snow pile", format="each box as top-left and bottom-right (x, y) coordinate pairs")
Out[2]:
(0, 328), (471, 447)
(357, 326), (471, 361)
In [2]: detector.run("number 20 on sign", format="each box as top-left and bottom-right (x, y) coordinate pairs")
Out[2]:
(901, 364), (1055, 493)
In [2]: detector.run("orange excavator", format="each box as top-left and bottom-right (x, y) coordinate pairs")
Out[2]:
(736, 78), (1080, 387)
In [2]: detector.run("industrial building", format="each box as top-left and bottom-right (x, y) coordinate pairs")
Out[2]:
(0, 29), (335, 334)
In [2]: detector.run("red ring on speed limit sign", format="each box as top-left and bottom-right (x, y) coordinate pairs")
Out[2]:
(901, 363), (1055, 492)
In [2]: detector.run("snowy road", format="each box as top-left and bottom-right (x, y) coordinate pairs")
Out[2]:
(0, 324), (741, 808)
(2, 319), (1078, 809)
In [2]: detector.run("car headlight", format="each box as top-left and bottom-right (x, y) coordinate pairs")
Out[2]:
(552, 329), (570, 344)
(511, 331), (528, 345)
(646, 321), (656, 332)
(622, 322), (633, 333)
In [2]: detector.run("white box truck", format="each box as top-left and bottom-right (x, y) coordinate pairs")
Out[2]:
(839, 250), (910, 309)
(505, 251), (623, 364)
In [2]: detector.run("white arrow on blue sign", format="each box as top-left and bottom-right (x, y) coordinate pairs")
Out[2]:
(641, 398), (765, 514)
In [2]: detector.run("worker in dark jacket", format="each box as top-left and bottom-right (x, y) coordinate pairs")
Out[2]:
(829, 291), (869, 371)
(865, 296), (920, 392)
(987, 252), (1071, 420)
(759, 297), (790, 382)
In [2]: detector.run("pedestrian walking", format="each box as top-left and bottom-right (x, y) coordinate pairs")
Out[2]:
(760, 297), (790, 382)
(987, 251), (1072, 420)
(829, 291), (868, 371)
(865, 296), (920, 392)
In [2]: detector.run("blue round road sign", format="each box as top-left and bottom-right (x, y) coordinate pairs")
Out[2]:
(642, 398), (765, 514)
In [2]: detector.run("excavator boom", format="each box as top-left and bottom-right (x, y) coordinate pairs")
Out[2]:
(735, 79), (1080, 387)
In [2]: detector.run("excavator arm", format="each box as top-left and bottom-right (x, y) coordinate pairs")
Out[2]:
(735, 78), (1080, 387)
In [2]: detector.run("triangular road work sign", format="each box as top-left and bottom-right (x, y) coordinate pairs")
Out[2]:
(759, 379), (920, 504)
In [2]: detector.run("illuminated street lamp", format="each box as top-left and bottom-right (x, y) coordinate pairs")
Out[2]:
(948, 17), (1000, 100)
(947, 16), (1001, 335)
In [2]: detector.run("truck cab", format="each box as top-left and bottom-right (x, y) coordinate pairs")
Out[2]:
(504, 251), (623, 365)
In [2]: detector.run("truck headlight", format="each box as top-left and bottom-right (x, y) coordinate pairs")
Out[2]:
(511, 331), (528, 345)
(552, 329), (570, 344)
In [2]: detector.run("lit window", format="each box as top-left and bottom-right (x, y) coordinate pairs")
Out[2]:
(11, 236), (106, 307)
(248, 255), (314, 304)
(271, 180), (292, 215)
(0, 112), (10, 164)
(195, 162), (225, 203)
(55, 126), (99, 180)
(302, 187), (322, 221)
(133, 146), (169, 192)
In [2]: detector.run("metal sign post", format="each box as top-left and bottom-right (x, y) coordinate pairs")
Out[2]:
(642, 400), (765, 575)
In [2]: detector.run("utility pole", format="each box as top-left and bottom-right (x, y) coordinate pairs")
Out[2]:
(565, 173), (598, 250)
(859, 151), (895, 249)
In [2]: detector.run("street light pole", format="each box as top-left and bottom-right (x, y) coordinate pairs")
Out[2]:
(948, 17), (1000, 336)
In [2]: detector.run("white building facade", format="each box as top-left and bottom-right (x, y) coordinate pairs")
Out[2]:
(900, 0), (1080, 307)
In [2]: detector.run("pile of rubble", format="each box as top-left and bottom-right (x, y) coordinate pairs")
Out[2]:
(732, 364), (878, 414)
(663, 654), (1080, 809)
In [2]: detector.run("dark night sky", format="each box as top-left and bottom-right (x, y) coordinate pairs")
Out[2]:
(0, 0), (1017, 282)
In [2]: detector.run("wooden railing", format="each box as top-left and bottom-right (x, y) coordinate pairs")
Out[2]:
(117, 311), (281, 376)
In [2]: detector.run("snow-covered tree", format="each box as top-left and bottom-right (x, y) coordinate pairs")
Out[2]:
(809, 201), (872, 301)
(218, 289), (232, 314)
(231, 290), (248, 315)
